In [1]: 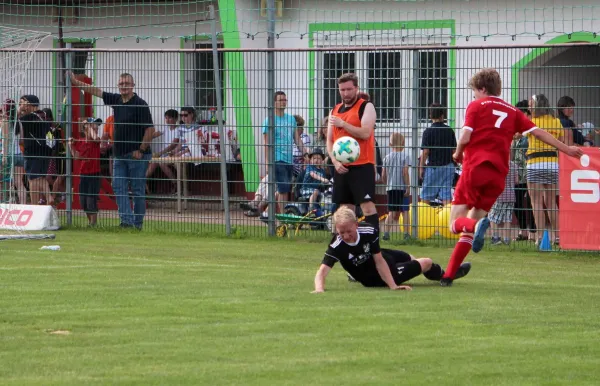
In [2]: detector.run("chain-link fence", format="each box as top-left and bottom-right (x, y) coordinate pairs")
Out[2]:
(1, 43), (598, 250)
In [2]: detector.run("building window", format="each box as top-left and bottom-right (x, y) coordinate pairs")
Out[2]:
(193, 43), (224, 121)
(367, 51), (402, 121)
(322, 52), (355, 117)
(418, 51), (448, 121)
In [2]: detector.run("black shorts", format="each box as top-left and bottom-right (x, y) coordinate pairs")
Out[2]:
(24, 157), (50, 180)
(381, 248), (422, 284)
(387, 189), (405, 212)
(79, 173), (100, 214)
(332, 163), (376, 206)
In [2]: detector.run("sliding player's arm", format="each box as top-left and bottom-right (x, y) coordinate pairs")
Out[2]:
(312, 264), (332, 293)
(372, 252), (411, 291)
(329, 103), (376, 140)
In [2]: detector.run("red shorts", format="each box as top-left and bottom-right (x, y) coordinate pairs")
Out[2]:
(452, 162), (506, 212)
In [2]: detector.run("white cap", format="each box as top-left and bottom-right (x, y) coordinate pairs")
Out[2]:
(580, 122), (595, 129)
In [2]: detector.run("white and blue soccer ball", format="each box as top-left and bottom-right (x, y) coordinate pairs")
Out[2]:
(332, 136), (360, 164)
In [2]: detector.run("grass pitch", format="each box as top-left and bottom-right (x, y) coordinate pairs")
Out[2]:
(1, 229), (599, 385)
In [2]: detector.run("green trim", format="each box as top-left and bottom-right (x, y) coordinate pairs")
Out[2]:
(307, 20), (457, 129)
(218, 0), (257, 192)
(511, 32), (600, 104)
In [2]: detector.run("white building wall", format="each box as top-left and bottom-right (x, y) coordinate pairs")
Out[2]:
(4, 0), (600, 169)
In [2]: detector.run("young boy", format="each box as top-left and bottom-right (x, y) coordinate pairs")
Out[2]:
(68, 118), (103, 227)
(441, 68), (583, 286)
(381, 133), (410, 241)
(489, 160), (518, 245)
(301, 149), (329, 212)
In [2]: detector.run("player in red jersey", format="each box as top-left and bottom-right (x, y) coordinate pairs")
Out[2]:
(440, 69), (583, 287)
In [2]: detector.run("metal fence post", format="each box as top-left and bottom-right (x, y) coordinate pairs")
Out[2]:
(65, 43), (73, 226)
(266, 0), (276, 236)
(210, 5), (231, 235)
(410, 50), (420, 239)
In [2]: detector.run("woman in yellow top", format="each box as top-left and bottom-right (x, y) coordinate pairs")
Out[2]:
(526, 94), (564, 245)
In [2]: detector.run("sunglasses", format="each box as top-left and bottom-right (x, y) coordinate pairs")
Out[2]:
(180, 113), (189, 117)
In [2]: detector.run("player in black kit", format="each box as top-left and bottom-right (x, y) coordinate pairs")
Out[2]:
(312, 207), (471, 293)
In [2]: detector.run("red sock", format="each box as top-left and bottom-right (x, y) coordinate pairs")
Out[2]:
(443, 235), (473, 279)
(451, 218), (477, 234)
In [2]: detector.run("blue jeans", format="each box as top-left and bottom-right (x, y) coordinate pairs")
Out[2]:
(421, 163), (455, 201)
(113, 153), (151, 228)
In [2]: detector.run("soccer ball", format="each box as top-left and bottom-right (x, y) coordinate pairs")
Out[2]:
(332, 136), (360, 164)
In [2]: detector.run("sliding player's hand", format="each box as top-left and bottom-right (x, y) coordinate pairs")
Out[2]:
(392, 285), (412, 291)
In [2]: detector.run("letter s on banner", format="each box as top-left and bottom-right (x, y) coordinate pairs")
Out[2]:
(559, 149), (600, 250)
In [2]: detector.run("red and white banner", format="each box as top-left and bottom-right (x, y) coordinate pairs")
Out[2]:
(559, 148), (600, 250)
(0, 205), (60, 231)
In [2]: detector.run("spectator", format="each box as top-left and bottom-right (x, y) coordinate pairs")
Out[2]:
(313, 116), (328, 151)
(357, 92), (383, 179)
(262, 91), (306, 214)
(241, 174), (273, 217)
(69, 71), (155, 229)
(174, 107), (202, 157)
(40, 108), (66, 205)
(419, 103), (457, 205)
(489, 160), (519, 245)
(313, 116), (334, 178)
(1, 99), (27, 205)
(146, 109), (179, 194)
(556, 96), (586, 146)
(292, 114), (311, 177)
(300, 149), (329, 212)
(100, 114), (115, 177)
(68, 118), (102, 227)
(526, 94), (562, 245)
(381, 132), (411, 241)
(512, 100), (537, 242)
(18, 95), (52, 205)
(579, 122), (596, 146)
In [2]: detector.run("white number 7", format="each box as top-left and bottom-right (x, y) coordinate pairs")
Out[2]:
(492, 110), (508, 128)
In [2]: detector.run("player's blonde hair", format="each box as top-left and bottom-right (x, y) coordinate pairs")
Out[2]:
(332, 206), (357, 227)
(390, 132), (405, 150)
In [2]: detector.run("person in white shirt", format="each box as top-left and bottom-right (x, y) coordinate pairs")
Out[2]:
(145, 109), (180, 193)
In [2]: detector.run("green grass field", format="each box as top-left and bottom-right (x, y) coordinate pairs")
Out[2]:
(1, 229), (599, 385)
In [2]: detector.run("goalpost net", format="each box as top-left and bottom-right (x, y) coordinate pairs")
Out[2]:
(0, 26), (58, 241)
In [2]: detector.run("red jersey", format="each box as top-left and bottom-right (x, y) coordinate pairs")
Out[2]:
(74, 139), (101, 175)
(462, 96), (537, 175)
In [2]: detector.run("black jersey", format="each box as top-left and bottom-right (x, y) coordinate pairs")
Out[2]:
(321, 223), (386, 287)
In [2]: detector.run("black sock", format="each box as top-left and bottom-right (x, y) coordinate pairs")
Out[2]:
(365, 214), (379, 231)
(423, 263), (443, 281)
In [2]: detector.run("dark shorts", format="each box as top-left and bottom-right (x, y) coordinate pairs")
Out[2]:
(452, 162), (506, 212)
(382, 248), (423, 285)
(387, 190), (405, 212)
(79, 173), (100, 214)
(274, 161), (293, 194)
(333, 163), (376, 206)
(24, 157), (50, 180)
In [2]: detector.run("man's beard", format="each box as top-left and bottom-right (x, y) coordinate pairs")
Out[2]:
(343, 95), (357, 106)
